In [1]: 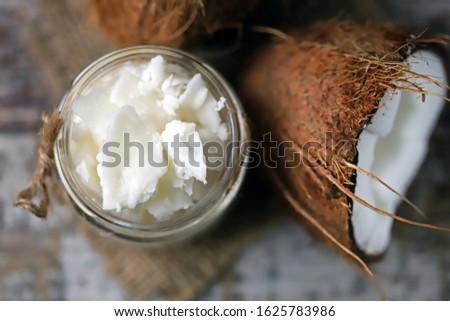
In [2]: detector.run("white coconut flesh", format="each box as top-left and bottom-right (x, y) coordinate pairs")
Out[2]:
(351, 50), (447, 256)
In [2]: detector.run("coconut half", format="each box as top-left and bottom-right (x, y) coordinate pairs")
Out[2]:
(240, 21), (449, 263)
(352, 50), (447, 256)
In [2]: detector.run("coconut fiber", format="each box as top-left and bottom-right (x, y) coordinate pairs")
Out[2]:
(89, 0), (261, 48)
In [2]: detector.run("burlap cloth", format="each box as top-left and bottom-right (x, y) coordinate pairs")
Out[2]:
(21, 0), (281, 300)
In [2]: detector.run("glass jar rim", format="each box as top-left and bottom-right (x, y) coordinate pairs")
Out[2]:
(54, 45), (249, 243)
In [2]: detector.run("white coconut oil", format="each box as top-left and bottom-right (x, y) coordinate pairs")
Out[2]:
(55, 46), (249, 242)
(69, 55), (230, 220)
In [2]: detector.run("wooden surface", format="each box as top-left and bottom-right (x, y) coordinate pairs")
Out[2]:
(1, 0), (450, 300)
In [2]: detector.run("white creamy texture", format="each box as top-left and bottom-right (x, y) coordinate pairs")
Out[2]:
(69, 55), (228, 220)
(352, 50), (447, 256)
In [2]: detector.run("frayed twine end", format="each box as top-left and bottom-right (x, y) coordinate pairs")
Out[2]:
(13, 111), (64, 218)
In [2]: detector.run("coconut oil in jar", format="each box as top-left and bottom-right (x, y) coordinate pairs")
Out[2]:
(54, 46), (249, 243)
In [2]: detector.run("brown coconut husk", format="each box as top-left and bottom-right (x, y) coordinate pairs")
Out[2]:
(89, 0), (261, 47)
(240, 21), (450, 267)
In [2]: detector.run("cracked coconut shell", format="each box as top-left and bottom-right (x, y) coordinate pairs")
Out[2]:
(240, 21), (448, 259)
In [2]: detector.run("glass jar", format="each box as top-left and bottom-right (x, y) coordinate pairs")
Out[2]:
(54, 46), (249, 243)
